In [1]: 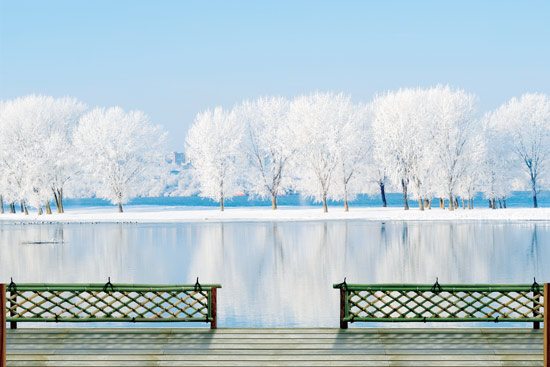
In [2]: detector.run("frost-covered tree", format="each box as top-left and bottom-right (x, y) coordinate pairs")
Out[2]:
(371, 88), (432, 210)
(290, 92), (353, 212)
(456, 132), (486, 209)
(331, 103), (371, 211)
(0, 95), (86, 214)
(427, 86), (478, 211)
(481, 113), (515, 208)
(185, 107), (244, 211)
(485, 94), (550, 208)
(234, 97), (294, 209)
(73, 107), (166, 212)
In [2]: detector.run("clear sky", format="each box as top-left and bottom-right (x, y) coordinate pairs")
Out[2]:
(1, 0), (549, 150)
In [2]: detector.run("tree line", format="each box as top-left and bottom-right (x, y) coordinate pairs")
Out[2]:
(186, 86), (550, 211)
(1, 87), (549, 214)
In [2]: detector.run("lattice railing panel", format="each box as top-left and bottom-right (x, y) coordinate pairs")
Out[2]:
(347, 289), (544, 321)
(4, 283), (220, 323)
(334, 284), (544, 323)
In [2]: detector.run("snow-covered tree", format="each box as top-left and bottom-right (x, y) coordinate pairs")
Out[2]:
(455, 132), (486, 209)
(234, 97), (294, 209)
(331, 103), (371, 211)
(0, 95), (86, 214)
(290, 92), (353, 212)
(185, 107), (244, 211)
(73, 107), (166, 212)
(484, 94), (550, 208)
(427, 86), (478, 211)
(371, 88), (432, 210)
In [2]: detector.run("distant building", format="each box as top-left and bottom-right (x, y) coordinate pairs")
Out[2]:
(165, 152), (186, 166)
(174, 152), (185, 165)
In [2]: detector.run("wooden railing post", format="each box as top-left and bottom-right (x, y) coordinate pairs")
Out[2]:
(1, 284), (7, 367)
(534, 286), (541, 330)
(340, 288), (348, 329)
(544, 283), (549, 367)
(210, 287), (217, 330)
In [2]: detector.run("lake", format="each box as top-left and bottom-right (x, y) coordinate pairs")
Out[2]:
(59, 190), (550, 210)
(1, 220), (549, 327)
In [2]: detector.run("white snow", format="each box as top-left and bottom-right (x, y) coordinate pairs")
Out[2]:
(0, 206), (548, 224)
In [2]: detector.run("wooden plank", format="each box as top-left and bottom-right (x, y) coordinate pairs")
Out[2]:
(5, 354), (537, 363)
(4, 328), (544, 367)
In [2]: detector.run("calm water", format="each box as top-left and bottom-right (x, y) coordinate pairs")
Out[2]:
(60, 190), (550, 209)
(1, 220), (549, 327)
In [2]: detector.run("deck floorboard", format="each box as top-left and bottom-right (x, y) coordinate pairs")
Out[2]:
(6, 328), (543, 366)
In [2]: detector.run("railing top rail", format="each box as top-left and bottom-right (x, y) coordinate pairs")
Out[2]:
(6, 283), (222, 291)
(333, 283), (539, 292)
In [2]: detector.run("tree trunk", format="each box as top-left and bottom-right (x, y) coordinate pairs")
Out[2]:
(220, 196), (224, 212)
(401, 179), (409, 210)
(448, 194), (454, 211)
(426, 199), (431, 209)
(38, 206), (43, 215)
(502, 198), (507, 209)
(379, 182), (387, 207)
(323, 192), (328, 213)
(462, 199), (466, 209)
(530, 174), (538, 208)
(10, 203), (16, 214)
(322, 193), (328, 213)
(0, 195), (3, 214)
(118, 202), (123, 213)
(491, 198), (496, 209)
(271, 194), (277, 210)
(23, 203), (28, 215)
(57, 189), (64, 213)
(454, 198), (459, 209)
(20, 201), (24, 213)
(53, 190), (61, 213)
(439, 198), (444, 209)
(468, 198), (473, 209)
(418, 198), (424, 211)
(343, 190), (349, 212)
(45, 201), (52, 215)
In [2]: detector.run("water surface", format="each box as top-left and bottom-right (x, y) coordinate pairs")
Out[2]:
(1, 220), (549, 327)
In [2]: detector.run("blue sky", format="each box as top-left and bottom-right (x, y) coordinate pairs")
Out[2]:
(1, 0), (549, 150)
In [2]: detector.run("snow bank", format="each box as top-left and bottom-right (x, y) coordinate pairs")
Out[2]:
(0, 206), (549, 224)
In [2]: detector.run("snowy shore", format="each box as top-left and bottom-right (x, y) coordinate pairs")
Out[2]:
(0, 206), (549, 223)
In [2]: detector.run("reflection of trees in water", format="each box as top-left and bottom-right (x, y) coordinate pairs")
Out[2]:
(1, 221), (549, 326)
(528, 224), (541, 276)
(0, 224), (138, 283)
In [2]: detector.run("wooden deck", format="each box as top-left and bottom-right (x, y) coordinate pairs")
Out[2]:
(5, 328), (544, 366)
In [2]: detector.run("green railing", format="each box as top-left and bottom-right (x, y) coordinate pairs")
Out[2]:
(2, 280), (221, 329)
(334, 281), (546, 329)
